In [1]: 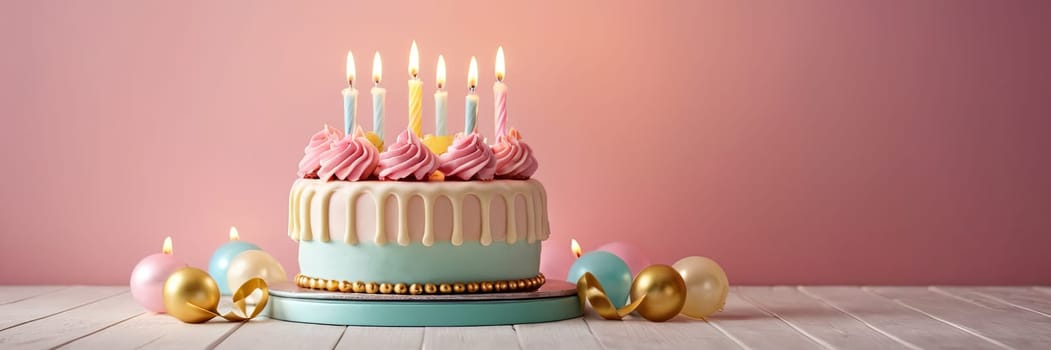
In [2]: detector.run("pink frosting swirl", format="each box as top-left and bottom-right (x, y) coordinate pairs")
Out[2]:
(297, 125), (343, 178)
(439, 132), (497, 181)
(376, 129), (440, 181)
(492, 128), (538, 179)
(318, 127), (380, 181)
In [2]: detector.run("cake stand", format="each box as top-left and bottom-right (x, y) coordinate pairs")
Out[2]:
(266, 280), (582, 326)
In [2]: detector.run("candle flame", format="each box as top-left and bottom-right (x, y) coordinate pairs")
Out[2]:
(495, 46), (505, 82)
(345, 50), (355, 86)
(229, 226), (240, 241)
(162, 236), (173, 255)
(409, 40), (420, 78)
(436, 55), (446, 89)
(372, 51), (382, 84)
(571, 239), (582, 258)
(468, 56), (478, 89)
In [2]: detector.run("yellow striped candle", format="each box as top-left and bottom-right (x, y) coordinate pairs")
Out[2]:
(408, 41), (423, 136)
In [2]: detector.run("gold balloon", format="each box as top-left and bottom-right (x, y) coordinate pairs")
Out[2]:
(163, 267), (220, 323)
(630, 265), (687, 322)
(673, 256), (729, 319)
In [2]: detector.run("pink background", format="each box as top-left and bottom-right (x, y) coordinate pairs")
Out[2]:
(2, 1), (1050, 285)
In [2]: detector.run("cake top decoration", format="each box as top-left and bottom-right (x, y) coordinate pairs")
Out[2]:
(298, 43), (537, 182)
(492, 128), (538, 179)
(297, 125), (343, 178)
(438, 132), (497, 181)
(376, 129), (440, 181)
(318, 126), (380, 182)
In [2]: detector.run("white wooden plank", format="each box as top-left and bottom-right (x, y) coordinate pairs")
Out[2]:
(868, 286), (1051, 349)
(334, 326), (422, 350)
(423, 326), (520, 350)
(584, 312), (738, 350)
(513, 318), (602, 350)
(707, 292), (823, 349)
(0, 286), (126, 331)
(800, 286), (1005, 350)
(213, 317), (345, 350)
(737, 286), (906, 349)
(58, 312), (243, 350)
(0, 291), (141, 349)
(0, 286), (66, 305)
(935, 287), (1051, 317)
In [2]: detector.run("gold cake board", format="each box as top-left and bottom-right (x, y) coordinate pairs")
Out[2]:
(266, 280), (583, 326)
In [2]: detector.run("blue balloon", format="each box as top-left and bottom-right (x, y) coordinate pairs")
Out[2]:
(208, 241), (261, 294)
(566, 251), (632, 308)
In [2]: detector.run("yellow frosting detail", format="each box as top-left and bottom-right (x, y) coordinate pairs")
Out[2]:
(287, 179), (550, 246)
(364, 131), (385, 152)
(421, 134), (455, 155)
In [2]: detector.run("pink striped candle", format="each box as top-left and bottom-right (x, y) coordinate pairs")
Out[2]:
(493, 46), (508, 139)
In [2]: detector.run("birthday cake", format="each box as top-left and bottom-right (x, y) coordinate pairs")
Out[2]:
(288, 45), (548, 295)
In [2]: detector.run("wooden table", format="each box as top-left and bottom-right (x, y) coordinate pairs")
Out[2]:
(1, 286), (1048, 349)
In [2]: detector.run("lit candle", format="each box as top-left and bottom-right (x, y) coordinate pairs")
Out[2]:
(493, 46), (508, 138)
(371, 51), (386, 142)
(130, 237), (187, 313)
(207, 226), (261, 295)
(465, 56), (479, 134)
(572, 238), (583, 258)
(434, 55), (448, 136)
(341, 50), (358, 135)
(408, 41), (423, 136)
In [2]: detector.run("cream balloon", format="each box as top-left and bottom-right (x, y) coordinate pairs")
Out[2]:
(226, 250), (287, 304)
(673, 256), (729, 319)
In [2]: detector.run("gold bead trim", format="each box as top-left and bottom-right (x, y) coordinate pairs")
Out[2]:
(294, 273), (547, 295)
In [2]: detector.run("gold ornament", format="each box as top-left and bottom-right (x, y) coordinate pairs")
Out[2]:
(162, 267), (269, 324)
(379, 283), (393, 294)
(453, 283), (466, 293)
(366, 282), (379, 294)
(673, 256), (729, 319)
(409, 284), (424, 295)
(163, 267), (220, 323)
(425, 283), (438, 294)
(630, 265), (687, 322)
(439, 283), (452, 293)
(394, 283), (408, 294)
(467, 283), (480, 293)
(353, 281), (366, 293)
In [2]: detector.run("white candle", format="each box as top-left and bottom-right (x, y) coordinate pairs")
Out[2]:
(342, 50), (358, 135)
(493, 46), (508, 139)
(434, 55), (448, 136)
(465, 56), (479, 134)
(371, 51), (385, 142)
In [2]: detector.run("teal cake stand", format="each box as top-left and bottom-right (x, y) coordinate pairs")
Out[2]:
(266, 280), (582, 326)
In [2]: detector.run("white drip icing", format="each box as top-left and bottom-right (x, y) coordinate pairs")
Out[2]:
(288, 179), (549, 246)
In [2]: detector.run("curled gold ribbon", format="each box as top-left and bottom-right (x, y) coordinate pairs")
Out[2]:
(220, 278), (270, 321)
(163, 267), (270, 324)
(179, 278), (269, 323)
(577, 265), (688, 322)
(576, 273), (644, 320)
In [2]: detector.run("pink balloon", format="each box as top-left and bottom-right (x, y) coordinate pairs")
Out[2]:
(539, 240), (577, 281)
(129, 253), (186, 313)
(596, 241), (651, 275)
